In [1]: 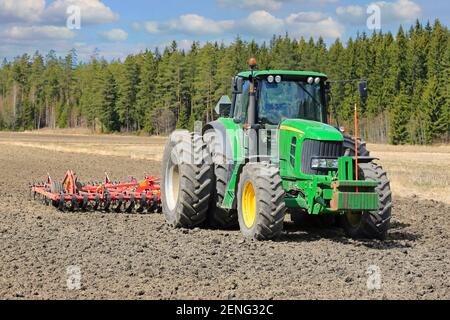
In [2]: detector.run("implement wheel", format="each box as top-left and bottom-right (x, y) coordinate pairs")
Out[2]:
(237, 163), (286, 240)
(161, 131), (213, 228)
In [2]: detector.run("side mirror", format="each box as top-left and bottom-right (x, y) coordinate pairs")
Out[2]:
(232, 76), (244, 94)
(215, 96), (232, 117)
(358, 81), (368, 101)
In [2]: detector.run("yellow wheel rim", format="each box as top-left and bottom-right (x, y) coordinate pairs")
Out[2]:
(242, 181), (256, 228)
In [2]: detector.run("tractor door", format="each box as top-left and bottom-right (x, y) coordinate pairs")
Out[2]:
(232, 80), (251, 160)
(233, 80), (250, 123)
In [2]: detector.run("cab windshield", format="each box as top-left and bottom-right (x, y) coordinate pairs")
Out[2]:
(258, 79), (325, 125)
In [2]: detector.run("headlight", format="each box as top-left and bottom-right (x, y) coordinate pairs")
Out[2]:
(311, 158), (339, 170)
(267, 75), (274, 83)
(275, 75), (282, 83)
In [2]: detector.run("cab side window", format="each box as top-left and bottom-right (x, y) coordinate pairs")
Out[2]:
(233, 81), (250, 123)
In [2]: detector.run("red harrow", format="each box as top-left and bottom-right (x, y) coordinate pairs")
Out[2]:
(30, 170), (161, 213)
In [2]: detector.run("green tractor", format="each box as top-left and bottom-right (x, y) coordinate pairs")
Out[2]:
(161, 59), (392, 240)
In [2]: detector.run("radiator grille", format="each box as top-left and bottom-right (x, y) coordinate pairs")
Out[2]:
(301, 139), (343, 175)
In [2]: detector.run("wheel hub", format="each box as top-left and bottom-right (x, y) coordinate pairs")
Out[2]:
(242, 181), (256, 228)
(165, 163), (180, 211)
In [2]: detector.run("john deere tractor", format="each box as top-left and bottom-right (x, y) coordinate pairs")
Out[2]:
(161, 59), (392, 240)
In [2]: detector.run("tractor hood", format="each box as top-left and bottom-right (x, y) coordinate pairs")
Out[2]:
(280, 119), (343, 141)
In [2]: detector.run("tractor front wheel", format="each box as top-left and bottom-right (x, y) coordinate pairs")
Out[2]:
(237, 163), (286, 240)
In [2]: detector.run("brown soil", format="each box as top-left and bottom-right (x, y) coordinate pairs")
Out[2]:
(0, 133), (449, 300)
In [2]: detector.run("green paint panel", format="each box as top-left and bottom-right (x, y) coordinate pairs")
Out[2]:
(338, 156), (353, 181)
(333, 192), (379, 211)
(280, 119), (343, 141)
(331, 180), (379, 188)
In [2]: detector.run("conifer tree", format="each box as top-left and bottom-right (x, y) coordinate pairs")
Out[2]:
(389, 90), (411, 144)
(422, 76), (448, 143)
(117, 55), (139, 132)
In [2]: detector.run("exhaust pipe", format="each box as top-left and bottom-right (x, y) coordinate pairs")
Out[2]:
(248, 58), (258, 161)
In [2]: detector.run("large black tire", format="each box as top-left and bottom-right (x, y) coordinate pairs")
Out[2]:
(237, 162), (286, 240)
(343, 135), (370, 156)
(161, 131), (213, 228)
(339, 136), (392, 240)
(203, 129), (238, 229)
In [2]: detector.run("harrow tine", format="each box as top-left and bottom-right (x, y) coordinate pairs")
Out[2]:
(81, 195), (89, 211)
(148, 194), (161, 213)
(58, 193), (65, 212)
(113, 194), (123, 213)
(125, 194), (135, 213)
(103, 193), (112, 212)
(93, 195), (100, 211)
(137, 193), (147, 213)
(147, 202), (157, 214)
(43, 194), (49, 206)
(68, 195), (78, 212)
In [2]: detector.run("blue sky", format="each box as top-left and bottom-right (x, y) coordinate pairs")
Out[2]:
(0, 0), (448, 61)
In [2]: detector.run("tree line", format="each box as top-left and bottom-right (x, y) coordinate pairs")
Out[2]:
(0, 19), (448, 144)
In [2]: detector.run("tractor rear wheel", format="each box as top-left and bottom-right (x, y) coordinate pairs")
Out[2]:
(339, 136), (392, 240)
(343, 135), (370, 156)
(203, 130), (237, 229)
(237, 163), (286, 240)
(161, 131), (213, 228)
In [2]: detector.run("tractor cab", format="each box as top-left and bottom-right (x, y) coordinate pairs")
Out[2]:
(231, 70), (328, 128)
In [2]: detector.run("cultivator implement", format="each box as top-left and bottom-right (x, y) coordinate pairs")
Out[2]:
(30, 170), (161, 213)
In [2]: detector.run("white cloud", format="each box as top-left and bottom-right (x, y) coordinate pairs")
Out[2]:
(0, 0), (119, 26)
(286, 11), (327, 23)
(0, 0), (45, 23)
(43, 0), (119, 25)
(218, 0), (283, 11)
(217, 0), (339, 11)
(336, 0), (421, 25)
(0, 0), (121, 59)
(0, 25), (75, 40)
(336, 5), (365, 24)
(138, 10), (344, 40)
(130, 22), (141, 31)
(99, 28), (128, 41)
(383, 0), (421, 21)
(143, 21), (160, 33)
(239, 10), (285, 36)
(288, 16), (344, 39)
(141, 14), (235, 36)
